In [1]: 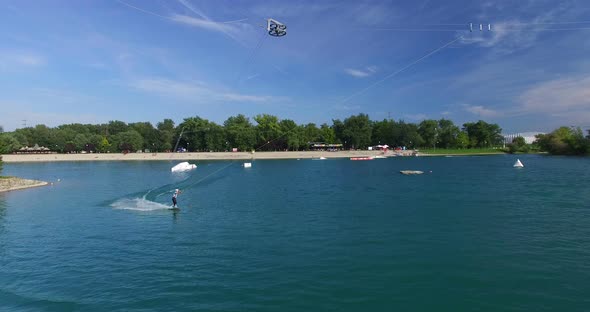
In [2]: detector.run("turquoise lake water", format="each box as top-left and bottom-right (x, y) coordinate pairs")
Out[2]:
(1, 155), (590, 311)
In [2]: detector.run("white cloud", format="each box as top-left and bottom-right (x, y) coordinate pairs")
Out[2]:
(462, 3), (579, 56)
(332, 104), (361, 111)
(174, 0), (249, 47)
(170, 14), (235, 33)
(0, 51), (46, 69)
(220, 93), (272, 102)
(460, 20), (541, 55)
(344, 66), (377, 78)
(130, 78), (205, 97)
(129, 77), (280, 103)
(462, 104), (500, 117)
(519, 76), (590, 113)
(352, 2), (399, 26)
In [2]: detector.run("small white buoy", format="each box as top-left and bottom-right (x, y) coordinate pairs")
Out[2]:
(57, 178), (61, 182)
(244, 162), (252, 168)
(513, 159), (524, 168)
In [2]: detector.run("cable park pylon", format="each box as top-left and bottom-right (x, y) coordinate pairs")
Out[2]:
(470, 23), (492, 32)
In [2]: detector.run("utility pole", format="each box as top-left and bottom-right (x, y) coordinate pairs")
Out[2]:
(173, 127), (186, 153)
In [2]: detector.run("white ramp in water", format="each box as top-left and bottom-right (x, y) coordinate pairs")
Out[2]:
(514, 159), (524, 168)
(171, 162), (197, 172)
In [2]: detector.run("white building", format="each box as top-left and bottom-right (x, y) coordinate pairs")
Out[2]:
(503, 132), (545, 145)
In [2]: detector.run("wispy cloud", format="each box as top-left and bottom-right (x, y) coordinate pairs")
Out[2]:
(175, 0), (247, 47)
(462, 104), (500, 117)
(332, 104), (361, 111)
(344, 66), (377, 78)
(128, 77), (280, 103)
(170, 14), (235, 33)
(0, 51), (46, 69)
(130, 78), (205, 97)
(352, 2), (399, 26)
(221, 93), (273, 102)
(460, 20), (541, 55)
(463, 3), (576, 55)
(519, 76), (590, 114)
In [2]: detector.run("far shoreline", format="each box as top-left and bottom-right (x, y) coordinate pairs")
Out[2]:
(1, 150), (507, 163)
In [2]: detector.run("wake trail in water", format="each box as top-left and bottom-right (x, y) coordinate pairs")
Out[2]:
(109, 162), (234, 211)
(110, 196), (171, 211)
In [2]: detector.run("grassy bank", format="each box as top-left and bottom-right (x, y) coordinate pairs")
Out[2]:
(419, 148), (506, 155)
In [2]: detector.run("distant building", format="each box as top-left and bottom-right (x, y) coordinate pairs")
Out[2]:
(309, 142), (343, 151)
(503, 132), (545, 145)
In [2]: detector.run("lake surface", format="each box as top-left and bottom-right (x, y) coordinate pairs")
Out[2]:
(1, 155), (590, 311)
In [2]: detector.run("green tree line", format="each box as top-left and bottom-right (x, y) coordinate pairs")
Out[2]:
(0, 114), (504, 153)
(535, 127), (590, 155)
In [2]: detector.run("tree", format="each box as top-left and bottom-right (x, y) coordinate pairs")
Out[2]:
(536, 127), (589, 155)
(98, 137), (111, 153)
(130, 122), (159, 151)
(88, 134), (102, 152)
(177, 117), (225, 152)
(0, 133), (21, 154)
(106, 120), (128, 136)
(64, 141), (77, 153)
(418, 120), (438, 148)
(279, 119), (300, 150)
(397, 121), (423, 148)
(224, 114), (256, 152)
(112, 130), (144, 152)
(302, 123), (321, 146)
(204, 123), (225, 152)
(319, 123), (335, 144)
(31, 124), (52, 147)
(507, 136), (529, 154)
(341, 114), (372, 149)
(462, 120), (503, 148)
(332, 119), (345, 144)
(456, 131), (469, 149)
(254, 114), (282, 151)
(74, 134), (89, 152)
(157, 119), (175, 152)
(371, 119), (395, 146)
(437, 119), (460, 148)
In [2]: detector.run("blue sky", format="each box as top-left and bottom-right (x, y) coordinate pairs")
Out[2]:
(1, 0), (590, 133)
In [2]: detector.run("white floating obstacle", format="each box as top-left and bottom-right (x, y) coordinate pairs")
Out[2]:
(513, 159), (524, 168)
(171, 162), (197, 172)
(244, 162), (252, 168)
